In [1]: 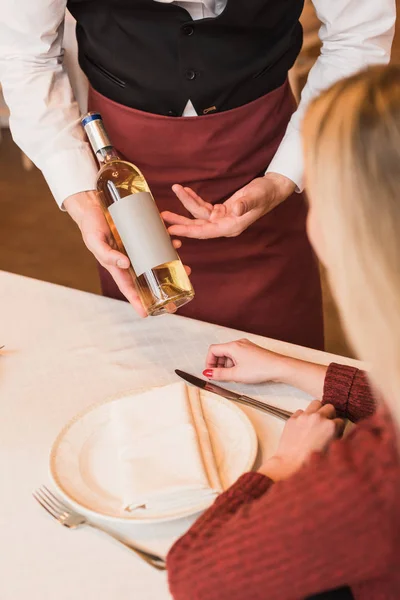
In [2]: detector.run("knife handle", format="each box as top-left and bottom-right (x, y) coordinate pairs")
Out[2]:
(238, 395), (292, 420)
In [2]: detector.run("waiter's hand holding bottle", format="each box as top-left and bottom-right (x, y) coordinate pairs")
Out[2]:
(162, 173), (296, 239)
(64, 190), (189, 317)
(63, 169), (293, 314)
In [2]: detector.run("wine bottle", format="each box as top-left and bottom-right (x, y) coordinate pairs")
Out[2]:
(81, 112), (194, 316)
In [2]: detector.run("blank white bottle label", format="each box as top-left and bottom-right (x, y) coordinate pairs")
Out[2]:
(108, 192), (178, 277)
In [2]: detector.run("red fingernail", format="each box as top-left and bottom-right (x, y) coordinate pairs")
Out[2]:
(203, 369), (214, 379)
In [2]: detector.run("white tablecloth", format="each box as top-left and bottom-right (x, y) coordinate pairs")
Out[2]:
(0, 271), (363, 600)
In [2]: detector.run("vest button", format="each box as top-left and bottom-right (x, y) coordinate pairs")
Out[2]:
(182, 25), (194, 36)
(185, 69), (197, 81)
(167, 110), (178, 117)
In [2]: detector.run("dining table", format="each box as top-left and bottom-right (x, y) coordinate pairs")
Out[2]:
(0, 270), (363, 600)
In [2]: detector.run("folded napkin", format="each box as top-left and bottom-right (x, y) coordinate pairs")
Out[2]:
(111, 382), (222, 513)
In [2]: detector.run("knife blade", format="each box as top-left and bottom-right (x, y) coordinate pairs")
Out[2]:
(175, 369), (292, 421)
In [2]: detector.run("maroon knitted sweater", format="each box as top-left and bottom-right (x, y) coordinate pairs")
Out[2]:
(167, 364), (400, 600)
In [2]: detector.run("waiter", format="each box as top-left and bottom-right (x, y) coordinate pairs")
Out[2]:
(0, 1), (394, 349)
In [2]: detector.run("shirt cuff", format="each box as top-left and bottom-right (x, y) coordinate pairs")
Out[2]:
(40, 147), (98, 210)
(265, 129), (304, 193)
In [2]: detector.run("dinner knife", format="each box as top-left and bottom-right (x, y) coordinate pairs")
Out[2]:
(175, 369), (292, 421)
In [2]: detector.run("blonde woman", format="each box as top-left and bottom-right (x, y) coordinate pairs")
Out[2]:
(166, 65), (400, 600)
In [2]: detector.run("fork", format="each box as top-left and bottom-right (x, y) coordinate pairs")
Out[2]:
(33, 486), (167, 570)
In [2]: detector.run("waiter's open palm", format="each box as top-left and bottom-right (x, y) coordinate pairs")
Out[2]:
(162, 174), (295, 239)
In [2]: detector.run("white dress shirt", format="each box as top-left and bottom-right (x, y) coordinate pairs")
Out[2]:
(0, 0), (396, 207)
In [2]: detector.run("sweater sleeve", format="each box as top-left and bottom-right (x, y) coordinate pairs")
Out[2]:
(167, 411), (398, 600)
(322, 363), (376, 422)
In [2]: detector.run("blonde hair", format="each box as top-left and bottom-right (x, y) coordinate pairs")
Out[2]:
(303, 65), (400, 429)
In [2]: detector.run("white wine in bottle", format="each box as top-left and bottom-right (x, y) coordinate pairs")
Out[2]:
(82, 112), (194, 316)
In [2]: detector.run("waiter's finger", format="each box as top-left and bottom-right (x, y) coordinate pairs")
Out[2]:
(165, 206), (258, 238)
(183, 186), (213, 210)
(172, 184), (213, 219)
(169, 207), (258, 238)
(232, 193), (262, 217)
(162, 211), (207, 226)
(107, 266), (148, 317)
(85, 233), (130, 269)
(167, 222), (221, 239)
(177, 185), (213, 212)
(209, 203), (228, 221)
(225, 188), (263, 217)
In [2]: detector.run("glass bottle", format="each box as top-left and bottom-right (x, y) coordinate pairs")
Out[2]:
(82, 112), (194, 316)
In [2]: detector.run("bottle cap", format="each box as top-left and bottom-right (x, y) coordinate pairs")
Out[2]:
(81, 112), (111, 154)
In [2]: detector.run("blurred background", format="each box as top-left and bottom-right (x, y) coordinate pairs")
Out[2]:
(1, 1), (399, 358)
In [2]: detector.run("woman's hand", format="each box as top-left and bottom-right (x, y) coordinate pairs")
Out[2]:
(203, 339), (293, 384)
(259, 400), (345, 481)
(203, 339), (329, 397)
(161, 173), (295, 239)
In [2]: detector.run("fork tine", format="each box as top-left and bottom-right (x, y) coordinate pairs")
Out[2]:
(35, 488), (64, 516)
(36, 489), (70, 521)
(36, 488), (68, 518)
(33, 491), (60, 521)
(35, 489), (64, 515)
(42, 486), (70, 511)
(40, 486), (70, 515)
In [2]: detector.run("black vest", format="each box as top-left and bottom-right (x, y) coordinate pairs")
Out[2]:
(67, 0), (304, 116)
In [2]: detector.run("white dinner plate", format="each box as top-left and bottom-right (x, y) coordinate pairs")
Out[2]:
(49, 388), (258, 523)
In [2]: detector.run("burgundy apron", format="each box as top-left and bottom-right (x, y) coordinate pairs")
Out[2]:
(89, 82), (323, 349)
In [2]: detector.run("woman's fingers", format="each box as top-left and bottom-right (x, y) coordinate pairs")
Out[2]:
(333, 418), (346, 438)
(318, 403), (337, 419)
(205, 343), (235, 368)
(291, 409), (305, 419)
(203, 366), (238, 382)
(305, 399), (322, 414)
(304, 401), (336, 419)
(214, 356), (234, 368)
(206, 353), (229, 369)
